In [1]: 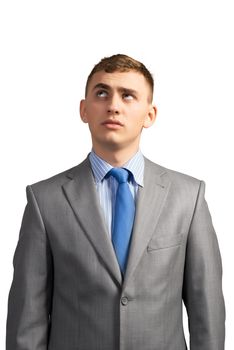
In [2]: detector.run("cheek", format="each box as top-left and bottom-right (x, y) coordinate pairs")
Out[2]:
(86, 106), (97, 117)
(128, 110), (147, 127)
(128, 104), (148, 118)
(86, 102), (104, 115)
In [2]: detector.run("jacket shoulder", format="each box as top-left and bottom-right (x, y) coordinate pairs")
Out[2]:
(28, 158), (89, 196)
(144, 157), (203, 187)
(145, 158), (204, 208)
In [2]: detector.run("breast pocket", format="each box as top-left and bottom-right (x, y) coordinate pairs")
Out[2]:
(147, 233), (183, 252)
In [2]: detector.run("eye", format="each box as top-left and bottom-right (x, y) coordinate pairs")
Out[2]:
(96, 90), (108, 98)
(123, 93), (134, 100)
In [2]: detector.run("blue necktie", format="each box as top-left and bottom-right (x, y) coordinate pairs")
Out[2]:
(107, 168), (135, 274)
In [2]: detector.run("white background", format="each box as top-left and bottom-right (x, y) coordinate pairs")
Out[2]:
(1, 0), (233, 348)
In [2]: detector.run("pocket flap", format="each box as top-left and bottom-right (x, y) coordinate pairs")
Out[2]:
(147, 233), (183, 251)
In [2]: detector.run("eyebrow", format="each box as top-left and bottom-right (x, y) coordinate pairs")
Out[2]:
(92, 83), (138, 96)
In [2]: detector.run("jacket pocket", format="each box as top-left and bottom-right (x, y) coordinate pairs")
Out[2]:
(147, 233), (183, 252)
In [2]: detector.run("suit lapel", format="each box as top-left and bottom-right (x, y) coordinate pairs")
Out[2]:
(123, 158), (171, 290)
(62, 158), (123, 286)
(62, 156), (171, 289)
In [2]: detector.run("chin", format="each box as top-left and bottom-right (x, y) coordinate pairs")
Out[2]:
(98, 134), (121, 145)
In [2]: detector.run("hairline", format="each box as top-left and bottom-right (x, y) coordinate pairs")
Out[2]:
(85, 69), (153, 103)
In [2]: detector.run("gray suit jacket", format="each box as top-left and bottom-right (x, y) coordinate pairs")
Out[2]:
(6, 156), (225, 350)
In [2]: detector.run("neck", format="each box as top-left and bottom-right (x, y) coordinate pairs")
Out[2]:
(92, 144), (139, 167)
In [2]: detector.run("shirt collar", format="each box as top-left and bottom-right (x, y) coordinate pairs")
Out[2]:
(89, 149), (144, 187)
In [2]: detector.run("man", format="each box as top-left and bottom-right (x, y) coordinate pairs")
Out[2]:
(6, 54), (225, 349)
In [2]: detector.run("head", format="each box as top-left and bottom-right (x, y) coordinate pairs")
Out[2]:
(80, 54), (157, 162)
(85, 54), (154, 102)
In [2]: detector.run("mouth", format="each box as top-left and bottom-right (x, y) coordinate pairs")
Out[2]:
(101, 119), (124, 129)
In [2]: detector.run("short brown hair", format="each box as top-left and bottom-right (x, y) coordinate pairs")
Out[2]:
(85, 54), (154, 101)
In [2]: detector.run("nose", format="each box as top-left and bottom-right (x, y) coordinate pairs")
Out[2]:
(107, 94), (120, 114)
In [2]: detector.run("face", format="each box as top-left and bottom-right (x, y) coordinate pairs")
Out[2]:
(80, 70), (157, 154)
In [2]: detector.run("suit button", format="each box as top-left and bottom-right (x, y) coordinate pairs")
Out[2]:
(121, 296), (128, 305)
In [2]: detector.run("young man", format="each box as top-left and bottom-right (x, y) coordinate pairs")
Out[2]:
(6, 54), (225, 349)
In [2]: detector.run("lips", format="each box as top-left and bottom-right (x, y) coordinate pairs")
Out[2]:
(101, 119), (124, 126)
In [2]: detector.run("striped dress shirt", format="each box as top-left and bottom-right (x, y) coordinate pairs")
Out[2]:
(88, 150), (144, 237)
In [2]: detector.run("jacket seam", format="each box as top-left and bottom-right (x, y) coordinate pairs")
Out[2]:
(187, 180), (204, 238)
(27, 185), (48, 240)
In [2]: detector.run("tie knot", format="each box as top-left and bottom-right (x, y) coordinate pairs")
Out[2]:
(107, 168), (130, 184)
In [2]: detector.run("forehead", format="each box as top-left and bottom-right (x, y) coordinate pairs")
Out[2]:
(87, 70), (150, 95)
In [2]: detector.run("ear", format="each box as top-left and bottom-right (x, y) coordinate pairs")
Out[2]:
(80, 99), (88, 123)
(143, 104), (157, 129)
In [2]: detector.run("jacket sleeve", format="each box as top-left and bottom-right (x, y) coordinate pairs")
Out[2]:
(6, 185), (53, 350)
(182, 180), (225, 350)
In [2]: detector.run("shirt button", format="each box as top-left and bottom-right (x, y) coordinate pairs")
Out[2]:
(121, 296), (129, 305)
